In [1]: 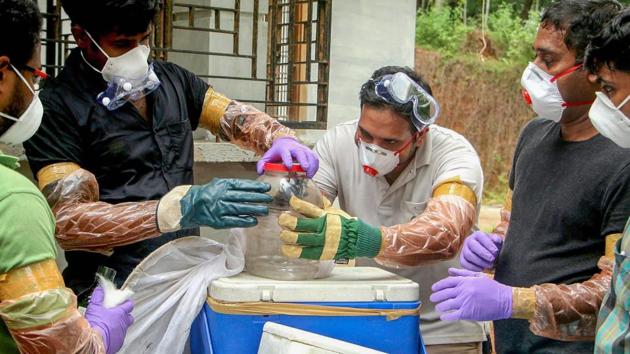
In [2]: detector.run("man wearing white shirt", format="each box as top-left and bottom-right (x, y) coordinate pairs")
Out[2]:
(278, 66), (485, 353)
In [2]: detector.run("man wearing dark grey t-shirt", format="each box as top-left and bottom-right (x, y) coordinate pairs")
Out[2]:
(430, 1), (630, 353)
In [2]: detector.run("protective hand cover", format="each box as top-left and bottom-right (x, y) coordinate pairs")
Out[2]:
(376, 195), (476, 268)
(493, 190), (512, 237)
(256, 137), (320, 178)
(85, 287), (134, 354)
(460, 231), (503, 272)
(0, 288), (105, 353)
(278, 196), (383, 260)
(430, 268), (513, 321)
(529, 256), (613, 341)
(215, 100), (297, 155)
(179, 178), (272, 229)
(44, 168), (161, 253)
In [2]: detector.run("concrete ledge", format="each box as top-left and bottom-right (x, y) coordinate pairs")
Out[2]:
(194, 141), (258, 163)
(8, 138), (318, 164)
(5, 142), (260, 163)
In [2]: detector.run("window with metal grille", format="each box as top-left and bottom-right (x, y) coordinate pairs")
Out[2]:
(39, 0), (332, 130)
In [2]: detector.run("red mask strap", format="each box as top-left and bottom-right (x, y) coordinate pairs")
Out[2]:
(561, 100), (593, 108)
(522, 90), (532, 105)
(550, 64), (582, 83)
(394, 131), (422, 155)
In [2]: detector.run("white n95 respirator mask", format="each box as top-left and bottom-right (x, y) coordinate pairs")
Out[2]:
(358, 133), (417, 177)
(521, 62), (591, 122)
(0, 64), (43, 145)
(589, 91), (630, 148)
(82, 31), (161, 110)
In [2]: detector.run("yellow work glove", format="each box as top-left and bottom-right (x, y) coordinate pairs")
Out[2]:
(278, 196), (383, 260)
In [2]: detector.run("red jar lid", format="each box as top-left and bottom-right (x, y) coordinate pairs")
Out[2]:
(263, 162), (305, 173)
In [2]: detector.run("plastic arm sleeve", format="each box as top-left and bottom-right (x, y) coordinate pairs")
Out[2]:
(0, 260), (105, 353)
(512, 242), (617, 341)
(199, 88), (296, 155)
(38, 164), (160, 253)
(374, 194), (477, 268)
(493, 189), (512, 237)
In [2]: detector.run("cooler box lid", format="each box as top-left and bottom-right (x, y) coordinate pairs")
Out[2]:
(209, 267), (419, 303)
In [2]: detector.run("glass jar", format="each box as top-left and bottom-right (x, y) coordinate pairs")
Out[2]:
(244, 162), (334, 280)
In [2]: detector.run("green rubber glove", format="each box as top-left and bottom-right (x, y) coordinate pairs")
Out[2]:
(180, 178), (272, 229)
(278, 196), (383, 260)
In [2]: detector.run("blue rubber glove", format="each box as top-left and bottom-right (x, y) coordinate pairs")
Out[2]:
(256, 137), (319, 178)
(85, 287), (134, 354)
(180, 178), (272, 229)
(430, 268), (513, 321)
(460, 231), (503, 271)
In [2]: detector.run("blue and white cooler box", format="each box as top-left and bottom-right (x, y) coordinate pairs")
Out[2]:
(189, 267), (425, 354)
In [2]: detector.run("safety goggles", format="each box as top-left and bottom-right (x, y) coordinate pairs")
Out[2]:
(374, 72), (440, 130)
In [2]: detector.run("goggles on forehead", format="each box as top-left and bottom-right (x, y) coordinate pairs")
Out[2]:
(373, 72), (440, 130)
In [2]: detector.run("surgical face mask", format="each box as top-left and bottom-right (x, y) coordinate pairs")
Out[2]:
(521, 62), (591, 122)
(83, 31), (160, 110)
(0, 65), (43, 145)
(358, 134), (417, 177)
(589, 91), (630, 148)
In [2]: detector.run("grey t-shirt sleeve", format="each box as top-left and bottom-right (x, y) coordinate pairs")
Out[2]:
(312, 129), (339, 201)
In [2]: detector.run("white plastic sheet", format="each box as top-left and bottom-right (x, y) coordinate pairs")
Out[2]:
(118, 234), (246, 354)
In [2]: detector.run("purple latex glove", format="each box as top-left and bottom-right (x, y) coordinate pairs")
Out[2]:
(256, 137), (319, 178)
(85, 287), (134, 354)
(460, 231), (503, 271)
(430, 268), (513, 321)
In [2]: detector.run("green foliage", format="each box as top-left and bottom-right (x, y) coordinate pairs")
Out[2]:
(483, 171), (509, 205)
(488, 5), (540, 65)
(416, 6), (473, 57)
(416, 5), (539, 66)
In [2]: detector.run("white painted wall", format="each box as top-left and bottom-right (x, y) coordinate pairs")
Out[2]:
(297, 0), (418, 144)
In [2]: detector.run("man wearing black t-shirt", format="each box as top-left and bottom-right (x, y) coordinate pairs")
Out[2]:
(430, 0), (630, 353)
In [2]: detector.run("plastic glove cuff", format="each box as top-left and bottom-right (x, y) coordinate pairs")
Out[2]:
(512, 286), (535, 319)
(272, 135), (299, 143)
(157, 185), (192, 232)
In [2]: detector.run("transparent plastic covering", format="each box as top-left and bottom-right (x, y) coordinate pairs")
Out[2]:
(493, 190), (512, 237)
(493, 208), (511, 237)
(45, 168), (161, 253)
(216, 101), (297, 155)
(0, 288), (105, 353)
(97, 64), (161, 111)
(529, 256), (614, 341)
(244, 168), (334, 280)
(375, 195), (476, 268)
